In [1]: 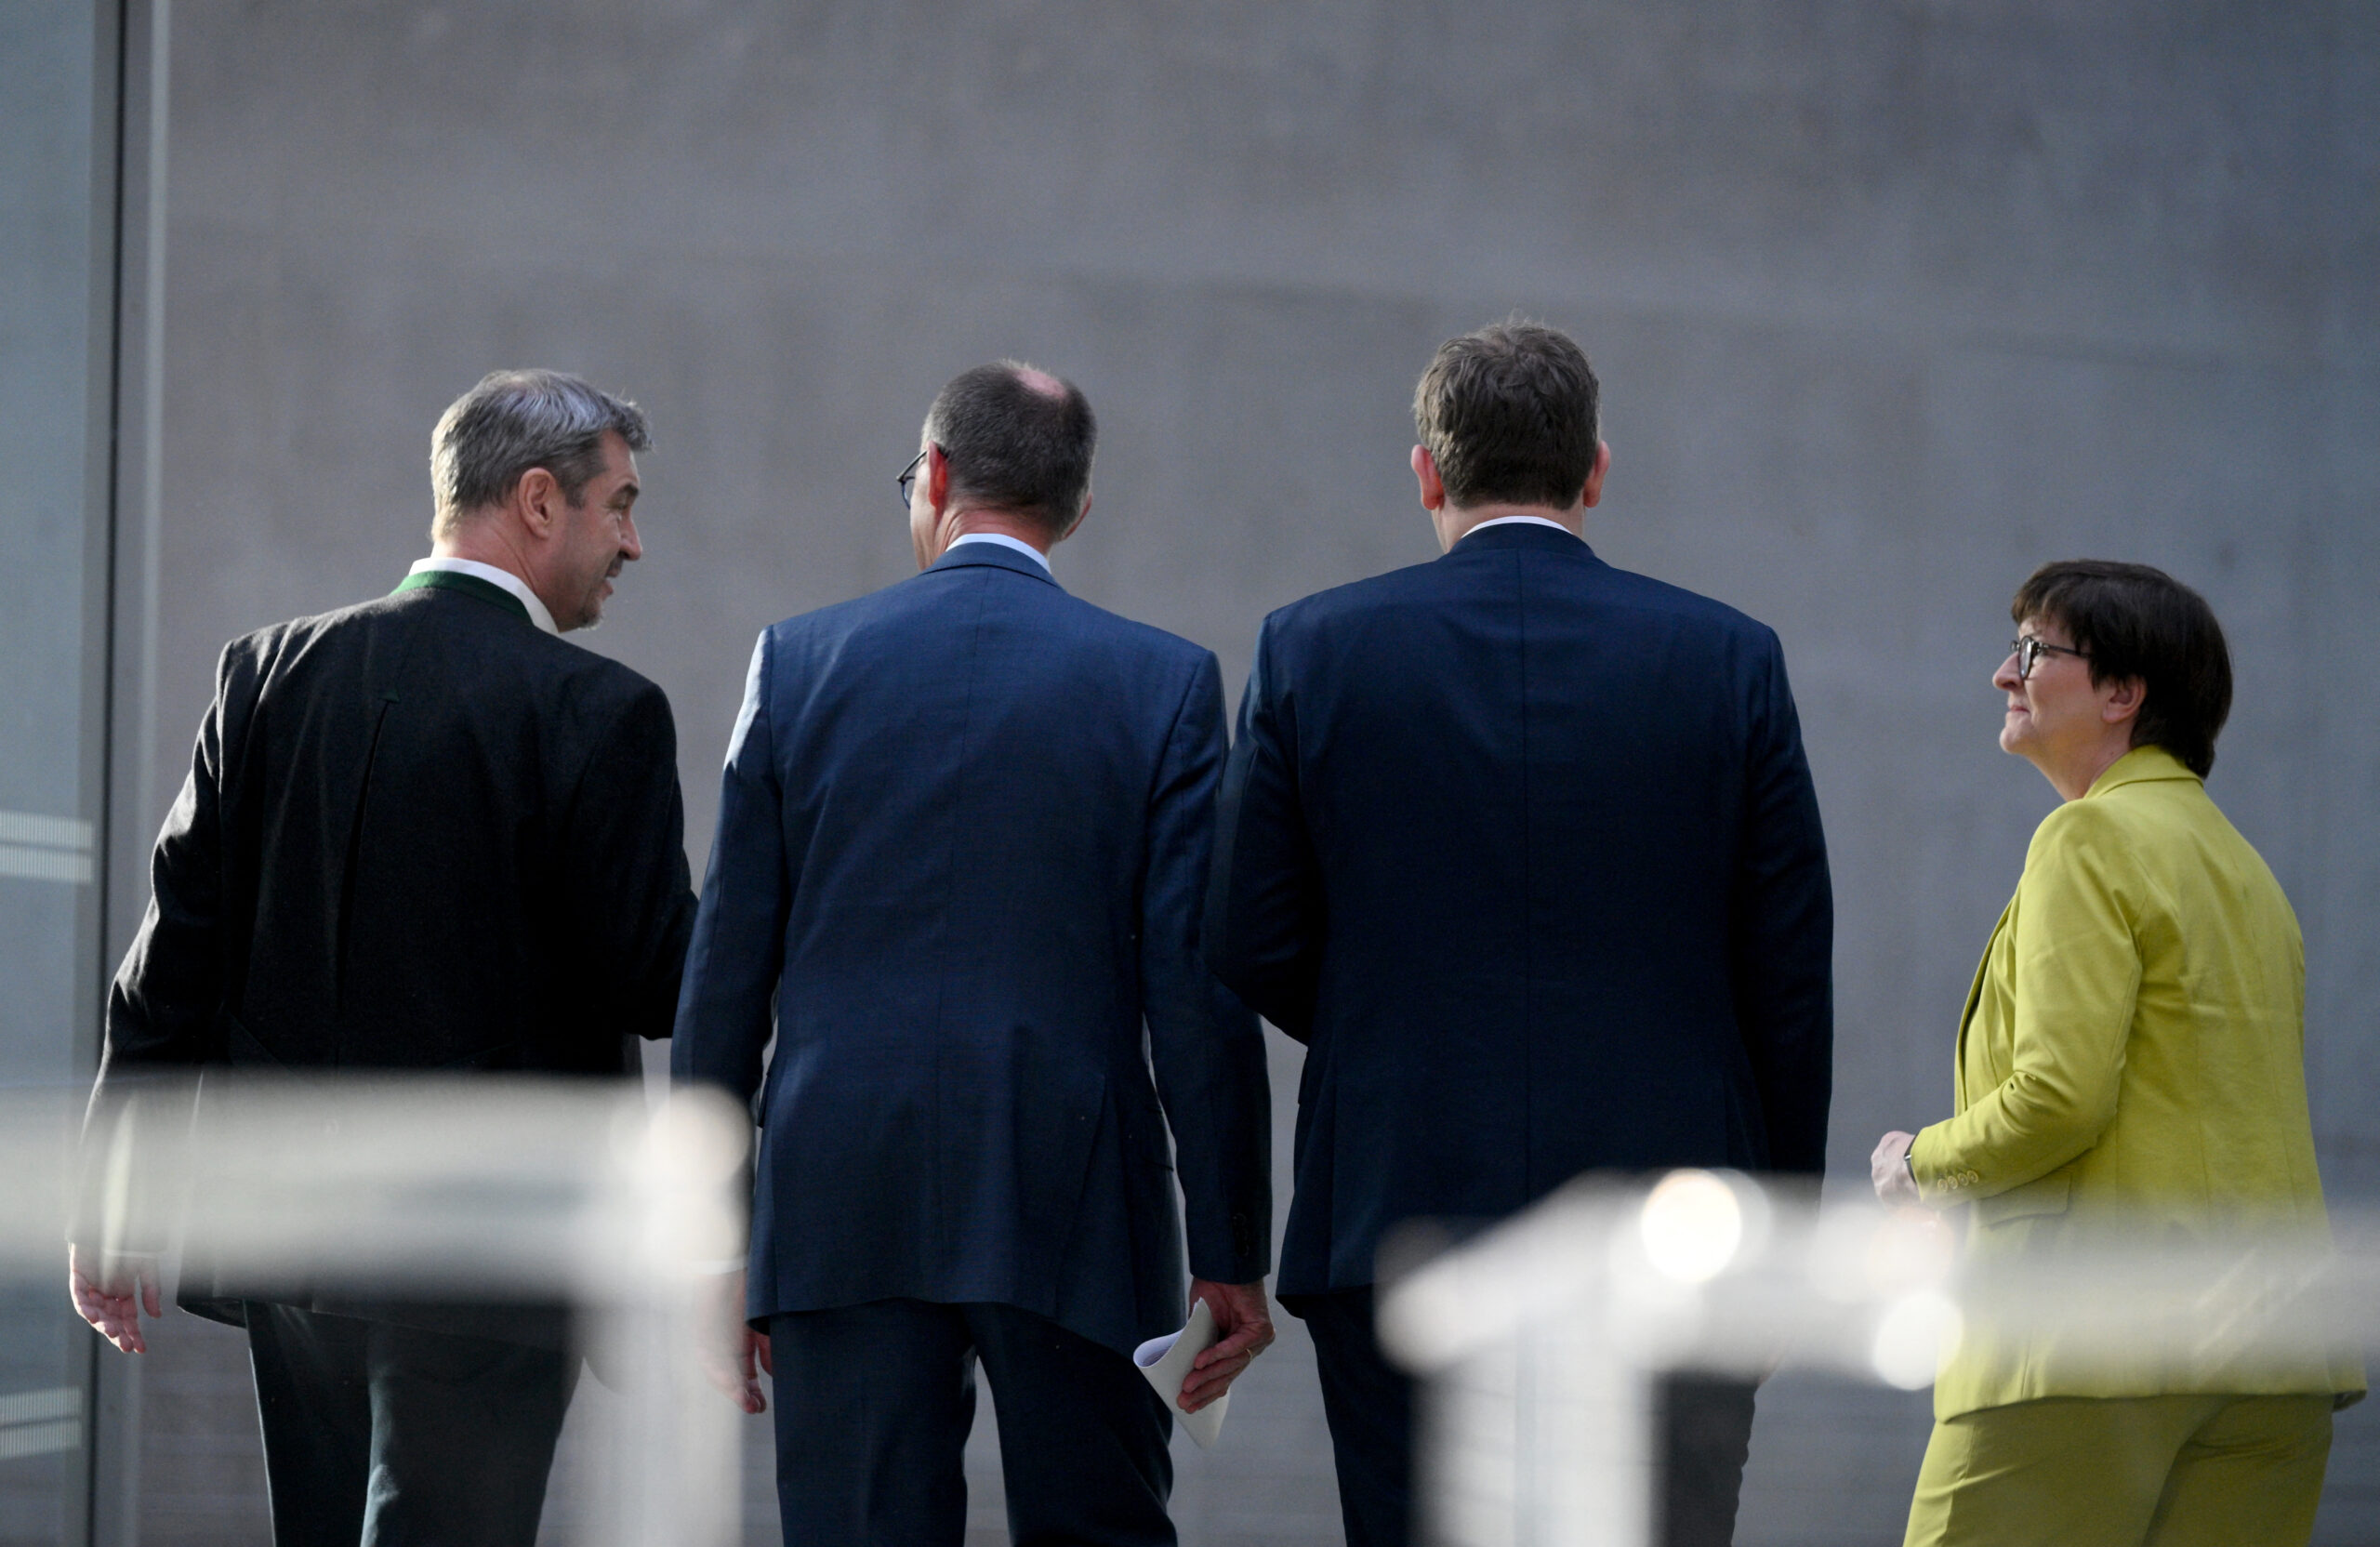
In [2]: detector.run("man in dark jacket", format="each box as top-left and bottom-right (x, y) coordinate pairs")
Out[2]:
(673, 362), (1273, 1546)
(1205, 321), (1834, 1547)
(72, 369), (696, 1547)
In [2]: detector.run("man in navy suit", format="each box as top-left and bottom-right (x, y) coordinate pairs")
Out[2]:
(1205, 322), (1833, 1547)
(673, 363), (1274, 1545)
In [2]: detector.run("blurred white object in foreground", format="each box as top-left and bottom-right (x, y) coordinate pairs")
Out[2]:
(1381, 1170), (2371, 1547)
(6, 1078), (749, 1547)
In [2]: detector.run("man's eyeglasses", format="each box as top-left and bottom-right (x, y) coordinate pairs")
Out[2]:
(2009, 636), (2089, 681)
(896, 449), (929, 511)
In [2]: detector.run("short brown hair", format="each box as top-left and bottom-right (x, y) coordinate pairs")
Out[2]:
(1412, 320), (1600, 509)
(2011, 560), (2233, 777)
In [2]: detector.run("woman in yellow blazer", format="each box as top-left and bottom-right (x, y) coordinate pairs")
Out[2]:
(1871, 560), (2360, 1547)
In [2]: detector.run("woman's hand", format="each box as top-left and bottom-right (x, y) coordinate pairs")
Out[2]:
(1871, 1130), (1922, 1209)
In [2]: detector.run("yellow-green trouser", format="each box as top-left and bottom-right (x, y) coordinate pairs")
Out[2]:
(1904, 1393), (2334, 1547)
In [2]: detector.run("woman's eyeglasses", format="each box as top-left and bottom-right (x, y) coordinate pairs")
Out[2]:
(2010, 636), (2089, 681)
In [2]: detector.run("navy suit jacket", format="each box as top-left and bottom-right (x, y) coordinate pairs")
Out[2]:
(1205, 522), (1832, 1298)
(672, 541), (1272, 1357)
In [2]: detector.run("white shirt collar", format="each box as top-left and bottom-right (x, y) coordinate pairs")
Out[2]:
(1459, 515), (1580, 541)
(946, 532), (1052, 573)
(409, 556), (560, 635)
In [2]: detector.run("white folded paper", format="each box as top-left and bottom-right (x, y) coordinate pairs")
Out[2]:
(1132, 1297), (1228, 1448)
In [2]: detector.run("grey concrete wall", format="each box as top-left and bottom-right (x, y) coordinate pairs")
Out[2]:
(126, 2), (2379, 1542)
(1, 0), (107, 1082)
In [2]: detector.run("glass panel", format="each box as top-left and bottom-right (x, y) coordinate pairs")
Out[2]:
(0, 1), (115, 1542)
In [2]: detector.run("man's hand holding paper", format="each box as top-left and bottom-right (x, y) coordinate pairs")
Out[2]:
(1179, 1277), (1273, 1413)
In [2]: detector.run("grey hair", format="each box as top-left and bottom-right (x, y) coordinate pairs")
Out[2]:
(430, 370), (650, 536)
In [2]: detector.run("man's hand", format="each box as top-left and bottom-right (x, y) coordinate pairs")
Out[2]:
(1871, 1130), (1923, 1210)
(697, 1268), (773, 1415)
(1179, 1278), (1274, 1413)
(70, 1243), (161, 1355)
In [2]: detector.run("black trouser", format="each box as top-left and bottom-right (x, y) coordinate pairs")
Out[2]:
(768, 1299), (1176, 1547)
(245, 1303), (578, 1547)
(1290, 1286), (1759, 1547)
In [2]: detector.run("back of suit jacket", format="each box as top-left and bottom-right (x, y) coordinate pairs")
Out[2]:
(1206, 522), (1832, 1297)
(97, 583), (698, 1333)
(672, 542), (1272, 1358)
(106, 583), (694, 1078)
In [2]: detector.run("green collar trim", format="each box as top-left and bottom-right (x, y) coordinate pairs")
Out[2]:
(392, 569), (532, 627)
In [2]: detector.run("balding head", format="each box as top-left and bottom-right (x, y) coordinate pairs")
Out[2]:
(920, 361), (1097, 539)
(1012, 365), (1067, 400)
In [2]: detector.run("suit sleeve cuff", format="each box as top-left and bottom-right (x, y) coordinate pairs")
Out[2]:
(1906, 1126), (1983, 1206)
(1187, 1209), (1271, 1284)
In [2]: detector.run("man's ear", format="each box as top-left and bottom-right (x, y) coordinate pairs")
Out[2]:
(1045, 486), (1092, 546)
(515, 468), (563, 537)
(1412, 445), (1447, 512)
(2101, 675), (2147, 727)
(1580, 441), (1613, 509)
(925, 443), (952, 515)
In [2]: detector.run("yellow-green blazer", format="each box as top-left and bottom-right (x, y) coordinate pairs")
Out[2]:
(1908, 745), (2363, 1420)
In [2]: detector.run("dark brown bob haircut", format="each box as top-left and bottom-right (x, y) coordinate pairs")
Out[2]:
(922, 361), (1096, 539)
(1413, 319), (1600, 509)
(2011, 560), (2233, 778)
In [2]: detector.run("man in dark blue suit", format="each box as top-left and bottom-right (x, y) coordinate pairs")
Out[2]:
(673, 363), (1274, 1545)
(1205, 322), (1833, 1547)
